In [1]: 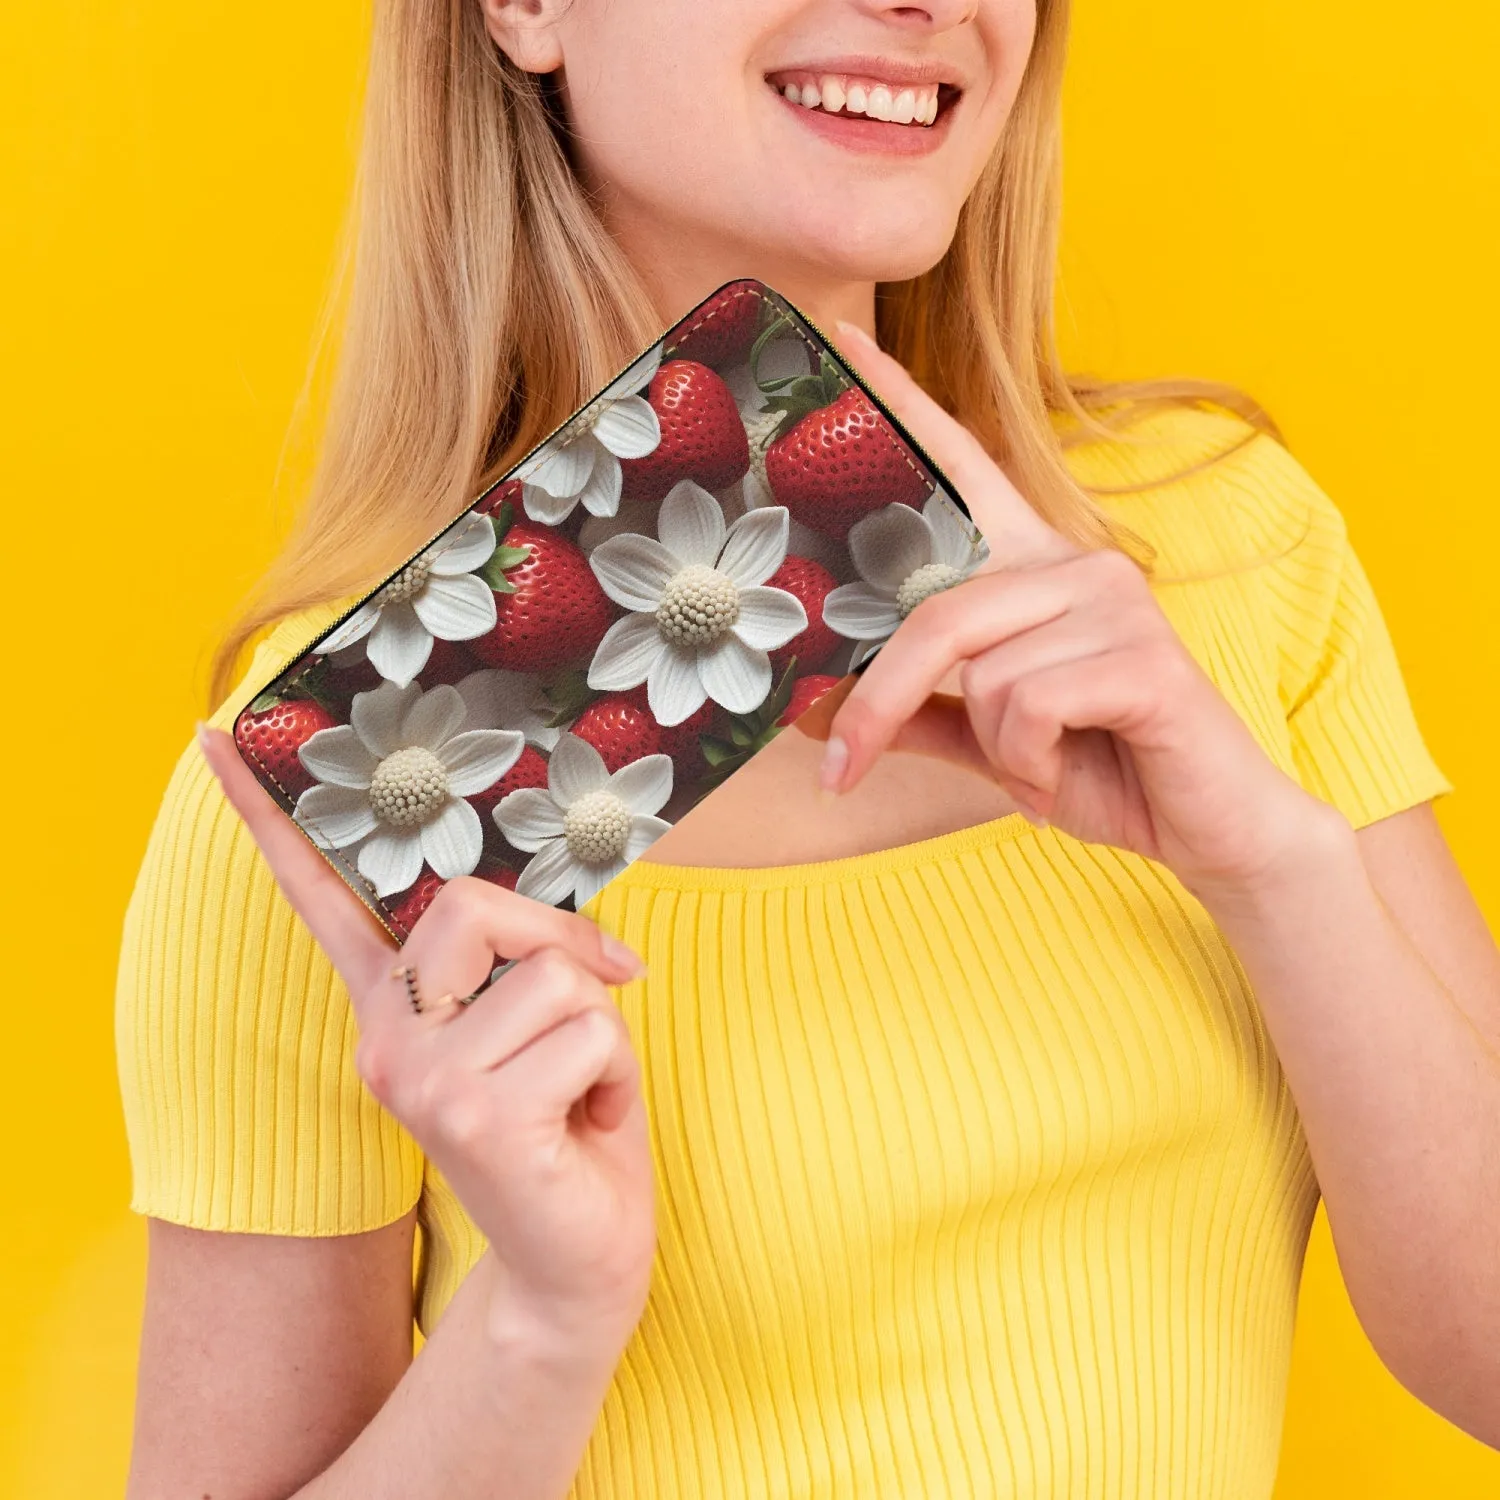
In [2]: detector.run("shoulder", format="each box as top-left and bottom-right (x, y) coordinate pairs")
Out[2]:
(1054, 400), (1346, 579)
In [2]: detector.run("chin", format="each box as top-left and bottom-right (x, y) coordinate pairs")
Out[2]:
(761, 204), (960, 286)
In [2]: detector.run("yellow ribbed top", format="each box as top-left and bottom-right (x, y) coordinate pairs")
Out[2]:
(116, 405), (1450, 1497)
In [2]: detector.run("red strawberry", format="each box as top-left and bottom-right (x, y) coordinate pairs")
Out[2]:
(619, 360), (750, 504)
(665, 284), (767, 369)
(234, 698), (337, 799)
(467, 744), (550, 821)
(388, 858), (520, 939)
(763, 555), (840, 672)
(422, 633), (474, 683)
(475, 478), (522, 519)
(572, 694), (663, 772)
(777, 674), (843, 727)
(765, 386), (930, 537)
(471, 520), (616, 674)
(624, 687), (714, 779)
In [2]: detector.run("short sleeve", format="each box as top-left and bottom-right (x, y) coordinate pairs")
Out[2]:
(1264, 461), (1452, 829)
(115, 621), (425, 1235)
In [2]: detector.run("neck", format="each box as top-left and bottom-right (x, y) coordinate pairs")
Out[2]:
(603, 201), (879, 342)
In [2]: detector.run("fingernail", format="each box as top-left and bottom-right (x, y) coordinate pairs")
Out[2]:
(834, 318), (876, 349)
(195, 720), (212, 754)
(601, 932), (647, 979)
(819, 735), (849, 794)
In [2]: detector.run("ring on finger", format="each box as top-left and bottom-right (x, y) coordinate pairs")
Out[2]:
(391, 964), (482, 1016)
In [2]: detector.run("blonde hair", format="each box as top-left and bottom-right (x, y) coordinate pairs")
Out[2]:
(211, 0), (1276, 705)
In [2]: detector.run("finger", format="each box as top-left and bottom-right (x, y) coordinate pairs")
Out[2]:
(403, 876), (646, 1009)
(198, 724), (394, 984)
(824, 563), (1085, 790)
(431, 946), (610, 1073)
(831, 320), (1077, 567)
(995, 650), (1159, 800)
(497, 1004), (640, 1133)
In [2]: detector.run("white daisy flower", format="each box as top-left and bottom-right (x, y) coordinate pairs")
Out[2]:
(586, 479), (807, 726)
(454, 669), (561, 751)
(321, 512), (499, 688)
(823, 492), (990, 650)
(513, 347), (663, 526)
(496, 734), (673, 909)
(294, 681), (525, 898)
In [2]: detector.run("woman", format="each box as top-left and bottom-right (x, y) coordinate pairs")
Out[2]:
(118, 0), (1500, 1495)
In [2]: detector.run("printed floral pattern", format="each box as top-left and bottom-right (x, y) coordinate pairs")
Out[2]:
(234, 281), (987, 924)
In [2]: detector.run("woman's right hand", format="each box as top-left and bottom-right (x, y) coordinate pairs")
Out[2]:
(197, 723), (656, 1355)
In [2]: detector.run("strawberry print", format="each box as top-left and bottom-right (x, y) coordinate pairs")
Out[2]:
(618, 360), (750, 504)
(571, 694), (664, 773)
(235, 282), (985, 917)
(389, 858), (520, 938)
(664, 283), (767, 369)
(765, 385), (930, 537)
(471, 517), (617, 674)
(763, 555), (841, 672)
(234, 696), (337, 799)
(778, 673), (844, 727)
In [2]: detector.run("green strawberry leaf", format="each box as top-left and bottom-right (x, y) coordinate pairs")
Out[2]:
(479, 542), (531, 592)
(248, 687), (284, 714)
(542, 667), (597, 727)
(728, 720), (753, 747)
(489, 497), (515, 541)
(748, 312), (797, 388)
(700, 736), (738, 767)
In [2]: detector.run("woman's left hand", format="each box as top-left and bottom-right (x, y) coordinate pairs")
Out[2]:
(824, 321), (1343, 901)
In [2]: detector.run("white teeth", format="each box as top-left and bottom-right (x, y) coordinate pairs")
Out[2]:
(777, 76), (942, 126)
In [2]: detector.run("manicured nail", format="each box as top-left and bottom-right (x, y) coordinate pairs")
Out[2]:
(834, 319), (877, 350)
(819, 735), (849, 794)
(195, 720), (212, 754)
(601, 933), (647, 979)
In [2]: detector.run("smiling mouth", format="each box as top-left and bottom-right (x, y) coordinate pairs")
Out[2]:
(764, 71), (960, 129)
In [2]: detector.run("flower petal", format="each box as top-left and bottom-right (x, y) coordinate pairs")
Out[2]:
(438, 728), (525, 795)
(294, 783), (379, 848)
(519, 436), (595, 498)
(420, 797), (483, 881)
(358, 828), (426, 899)
(573, 857), (628, 911)
(731, 586), (807, 651)
(589, 533), (677, 610)
(455, 668), (553, 745)
(427, 512), (497, 575)
(607, 753), (674, 817)
(578, 500), (661, 556)
(578, 449), (624, 518)
(495, 788), (566, 851)
(601, 344), (662, 401)
(592, 395), (661, 459)
(587, 612), (665, 691)
(548, 732), (610, 807)
(717, 505), (789, 588)
(521, 482), (581, 526)
(411, 572), (497, 643)
(923, 490), (984, 572)
(848, 502), (934, 591)
(625, 814), (673, 861)
(401, 683), (466, 750)
(351, 681), (421, 757)
(657, 480), (727, 568)
(366, 602), (434, 688)
(321, 600), (379, 653)
(515, 838), (581, 907)
(696, 634), (771, 715)
(296, 726), (377, 789)
(822, 583), (904, 641)
(648, 643), (710, 726)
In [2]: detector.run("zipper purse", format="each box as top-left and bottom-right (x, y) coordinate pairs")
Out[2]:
(233, 278), (989, 940)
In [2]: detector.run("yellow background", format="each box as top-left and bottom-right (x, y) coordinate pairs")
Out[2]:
(2, 1), (1496, 1492)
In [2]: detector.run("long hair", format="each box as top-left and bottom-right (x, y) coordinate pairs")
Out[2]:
(211, 0), (1275, 704)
